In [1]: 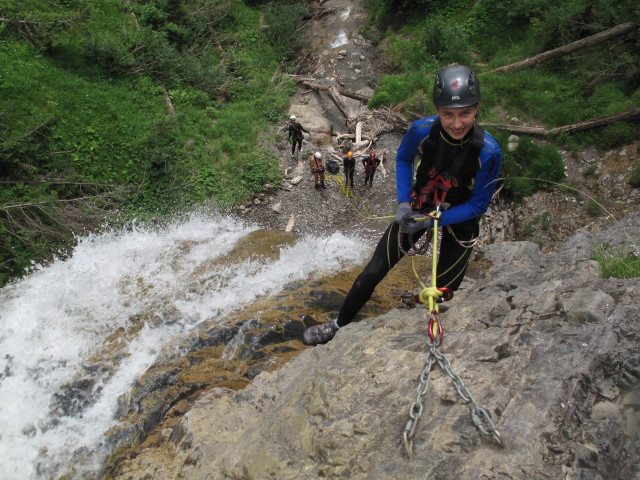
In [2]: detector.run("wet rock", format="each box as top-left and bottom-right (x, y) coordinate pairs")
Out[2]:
(110, 214), (640, 480)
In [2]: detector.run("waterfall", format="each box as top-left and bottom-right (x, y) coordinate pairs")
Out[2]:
(0, 213), (370, 479)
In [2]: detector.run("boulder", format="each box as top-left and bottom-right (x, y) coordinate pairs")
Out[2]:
(112, 214), (640, 480)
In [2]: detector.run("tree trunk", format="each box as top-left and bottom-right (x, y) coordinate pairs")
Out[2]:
(297, 78), (370, 102)
(327, 85), (352, 120)
(161, 85), (176, 115)
(480, 106), (640, 136)
(490, 21), (638, 74)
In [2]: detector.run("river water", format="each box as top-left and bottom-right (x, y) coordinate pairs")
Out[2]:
(0, 213), (371, 479)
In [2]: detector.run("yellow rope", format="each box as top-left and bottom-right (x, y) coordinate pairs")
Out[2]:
(326, 173), (394, 221)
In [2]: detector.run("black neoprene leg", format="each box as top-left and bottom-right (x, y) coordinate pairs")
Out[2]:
(292, 138), (302, 155)
(436, 219), (479, 290)
(336, 222), (427, 327)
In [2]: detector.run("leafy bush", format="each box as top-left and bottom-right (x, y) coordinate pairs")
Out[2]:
(420, 15), (472, 66)
(368, 72), (432, 109)
(501, 137), (565, 200)
(261, 1), (310, 62)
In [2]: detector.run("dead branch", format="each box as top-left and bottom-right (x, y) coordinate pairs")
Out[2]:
(290, 76), (371, 102)
(161, 85), (176, 115)
(481, 106), (640, 136)
(491, 21), (639, 74)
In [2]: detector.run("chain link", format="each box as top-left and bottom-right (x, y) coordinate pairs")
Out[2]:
(402, 337), (503, 458)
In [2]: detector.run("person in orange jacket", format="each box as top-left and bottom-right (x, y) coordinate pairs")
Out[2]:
(309, 151), (326, 190)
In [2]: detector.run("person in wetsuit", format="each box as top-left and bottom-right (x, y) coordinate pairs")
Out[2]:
(303, 64), (503, 345)
(288, 115), (310, 159)
(343, 151), (355, 189)
(363, 151), (380, 187)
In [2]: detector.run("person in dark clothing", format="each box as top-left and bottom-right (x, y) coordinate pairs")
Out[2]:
(303, 64), (503, 346)
(343, 151), (355, 189)
(288, 115), (310, 159)
(363, 151), (380, 187)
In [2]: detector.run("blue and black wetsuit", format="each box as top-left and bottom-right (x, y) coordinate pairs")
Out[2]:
(336, 115), (502, 327)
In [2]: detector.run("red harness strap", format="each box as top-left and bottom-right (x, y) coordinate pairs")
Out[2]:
(410, 174), (453, 211)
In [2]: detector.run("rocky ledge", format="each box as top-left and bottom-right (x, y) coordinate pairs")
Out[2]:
(111, 213), (640, 480)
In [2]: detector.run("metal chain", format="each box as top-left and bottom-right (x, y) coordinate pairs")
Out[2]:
(402, 339), (503, 458)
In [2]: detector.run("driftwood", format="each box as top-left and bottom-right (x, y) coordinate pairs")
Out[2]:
(327, 85), (353, 120)
(481, 106), (640, 136)
(292, 77), (370, 102)
(491, 21), (638, 74)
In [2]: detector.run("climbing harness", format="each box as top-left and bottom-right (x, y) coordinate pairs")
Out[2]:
(401, 204), (502, 459)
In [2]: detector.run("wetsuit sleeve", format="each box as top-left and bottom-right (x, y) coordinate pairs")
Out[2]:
(437, 134), (503, 227)
(395, 118), (433, 203)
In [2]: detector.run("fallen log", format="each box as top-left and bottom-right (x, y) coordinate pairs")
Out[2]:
(294, 78), (370, 102)
(478, 123), (546, 135)
(481, 106), (640, 136)
(327, 85), (353, 120)
(491, 20), (638, 74)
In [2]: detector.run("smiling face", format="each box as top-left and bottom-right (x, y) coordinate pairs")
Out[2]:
(436, 104), (478, 140)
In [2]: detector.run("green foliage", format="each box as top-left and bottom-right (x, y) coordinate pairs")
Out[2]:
(501, 137), (565, 200)
(582, 164), (597, 178)
(261, 1), (310, 62)
(521, 212), (551, 239)
(586, 199), (605, 217)
(0, 0), (301, 285)
(420, 15), (472, 66)
(368, 68), (436, 109)
(592, 244), (640, 279)
(630, 162), (640, 188)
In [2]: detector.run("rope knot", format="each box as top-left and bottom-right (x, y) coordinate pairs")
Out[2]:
(418, 287), (442, 305)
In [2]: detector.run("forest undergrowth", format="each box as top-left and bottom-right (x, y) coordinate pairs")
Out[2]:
(1, 0), (639, 285)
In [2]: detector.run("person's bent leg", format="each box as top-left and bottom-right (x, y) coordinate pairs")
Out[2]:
(336, 222), (426, 326)
(304, 223), (427, 345)
(436, 219), (479, 291)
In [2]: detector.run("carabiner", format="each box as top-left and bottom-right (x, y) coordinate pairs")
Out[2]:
(427, 312), (443, 344)
(437, 287), (453, 302)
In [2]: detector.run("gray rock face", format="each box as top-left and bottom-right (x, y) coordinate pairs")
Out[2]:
(113, 214), (640, 480)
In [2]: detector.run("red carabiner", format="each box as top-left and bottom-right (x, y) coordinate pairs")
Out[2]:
(437, 287), (454, 302)
(428, 313), (443, 344)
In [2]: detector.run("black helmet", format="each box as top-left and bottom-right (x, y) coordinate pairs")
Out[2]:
(432, 65), (480, 108)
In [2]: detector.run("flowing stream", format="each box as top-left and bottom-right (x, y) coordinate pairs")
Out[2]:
(0, 213), (370, 479)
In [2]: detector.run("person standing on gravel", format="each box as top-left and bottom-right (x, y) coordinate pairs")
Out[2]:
(343, 151), (355, 189)
(310, 151), (326, 190)
(288, 115), (309, 160)
(303, 64), (503, 346)
(363, 151), (380, 187)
